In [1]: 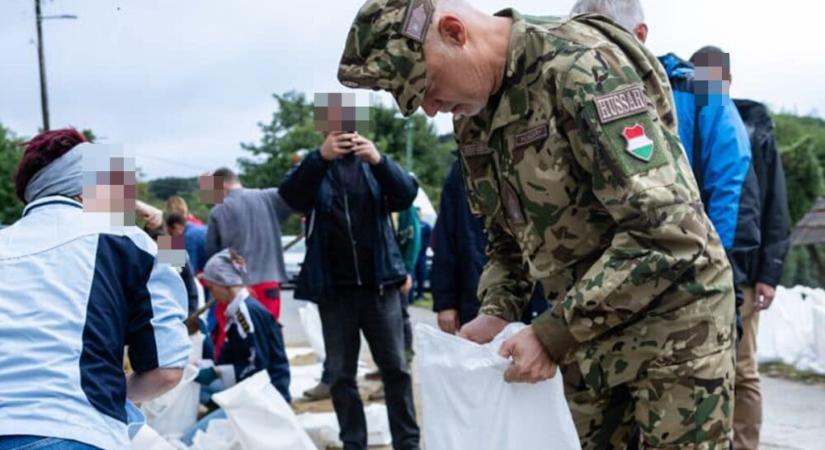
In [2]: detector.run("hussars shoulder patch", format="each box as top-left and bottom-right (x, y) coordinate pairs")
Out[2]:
(593, 85), (649, 124)
(622, 123), (655, 162)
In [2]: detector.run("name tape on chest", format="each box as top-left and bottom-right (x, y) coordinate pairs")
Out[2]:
(513, 124), (549, 148)
(594, 85), (650, 124)
(459, 143), (493, 157)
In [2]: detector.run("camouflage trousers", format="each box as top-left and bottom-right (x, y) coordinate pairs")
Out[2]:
(563, 347), (735, 449)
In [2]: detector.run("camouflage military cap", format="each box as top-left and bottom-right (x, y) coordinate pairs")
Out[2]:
(338, 0), (435, 116)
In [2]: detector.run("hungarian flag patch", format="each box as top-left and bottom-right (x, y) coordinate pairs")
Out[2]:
(622, 123), (655, 162)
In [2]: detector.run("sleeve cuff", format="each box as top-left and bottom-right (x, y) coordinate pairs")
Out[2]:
(479, 303), (521, 323)
(530, 311), (578, 364)
(215, 364), (237, 388)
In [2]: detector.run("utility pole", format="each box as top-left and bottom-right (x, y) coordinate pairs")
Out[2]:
(35, 0), (49, 131)
(405, 118), (414, 171)
(33, 0), (77, 132)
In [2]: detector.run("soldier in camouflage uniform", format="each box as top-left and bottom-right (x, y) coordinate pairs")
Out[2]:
(338, 0), (736, 448)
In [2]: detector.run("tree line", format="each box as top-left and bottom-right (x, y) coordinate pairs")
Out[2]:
(1, 94), (825, 285)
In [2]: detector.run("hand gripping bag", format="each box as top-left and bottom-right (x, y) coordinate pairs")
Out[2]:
(414, 323), (581, 450)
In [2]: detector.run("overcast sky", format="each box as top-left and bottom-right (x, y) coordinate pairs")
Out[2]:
(1, 0), (823, 179)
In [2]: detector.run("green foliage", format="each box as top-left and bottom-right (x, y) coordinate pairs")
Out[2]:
(369, 106), (453, 208)
(238, 91), (323, 190)
(780, 136), (824, 224)
(774, 113), (825, 286)
(0, 124), (24, 224)
(148, 177), (198, 202)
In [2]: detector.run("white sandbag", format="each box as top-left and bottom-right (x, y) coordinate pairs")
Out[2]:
(188, 419), (242, 450)
(296, 412), (340, 449)
(296, 403), (392, 449)
(132, 425), (178, 450)
(811, 304), (825, 374)
(189, 331), (205, 365)
(757, 286), (817, 367)
(414, 323), (580, 450)
(290, 362), (324, 401)
(142, 364), (201, 440)
(364, 403), (392, 446)
(299, 303), (326, 362)
(213, 370), (316, 450)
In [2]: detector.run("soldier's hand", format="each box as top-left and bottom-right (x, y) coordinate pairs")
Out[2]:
(458, 314), (508, 344)
(321, 132), (357, 161)
(351, 134), (382, 165)
(437, 309), (460, 334)
(499, 325), (558, 383)
(755, 282), (776, 311)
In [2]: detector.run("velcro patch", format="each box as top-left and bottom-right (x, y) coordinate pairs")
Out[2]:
(401, 0), (434, 43)
(460, 143), (493, 157)
(514, 124), (549, 147)
(593, 85), (649, 124)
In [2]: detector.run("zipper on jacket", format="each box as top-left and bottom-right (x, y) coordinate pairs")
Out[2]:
(343, 193), (363, 286)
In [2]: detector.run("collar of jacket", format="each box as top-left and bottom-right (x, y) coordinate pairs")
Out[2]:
(22, 195), (83, 217)
(486, 8), (532, 135)
(658, 52), (694, 80)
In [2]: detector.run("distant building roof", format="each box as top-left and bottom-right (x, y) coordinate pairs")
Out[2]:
(792, 197), (825, 246)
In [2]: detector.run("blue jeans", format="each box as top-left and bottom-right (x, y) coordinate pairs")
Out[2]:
(0, 436), (100, 450)
(180, 409), (228, 445)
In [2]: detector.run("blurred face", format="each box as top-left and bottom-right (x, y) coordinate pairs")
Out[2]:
(207, 282), (234, 303)
(199, 175), (226, 205)
(421, 17), (491, 118)
(83, 156), (137, 214)
(693, 51), (732, 95)
(167, 223), (185, 237)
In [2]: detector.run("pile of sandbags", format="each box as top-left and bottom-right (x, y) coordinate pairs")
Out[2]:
(757, 285), (825, 375)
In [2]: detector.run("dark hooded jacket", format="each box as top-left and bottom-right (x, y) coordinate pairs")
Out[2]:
(734, 99), (791, 287)
(279, 150), (418, 302)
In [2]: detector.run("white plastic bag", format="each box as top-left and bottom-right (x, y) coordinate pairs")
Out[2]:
(296, 403), (392, 448)
(757, 286), (819, 370)
(213, 370), (316, 450)
(414, 323), (581, 450)
(299, 303), (326, 362)
(132, 425), (178, 450)
(812, 304), (825, 374)
(142, 364), (201, 440)
(188, 419), (242, 450)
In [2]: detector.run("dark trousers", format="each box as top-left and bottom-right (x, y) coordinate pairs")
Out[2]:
(319, 286), (420, 450)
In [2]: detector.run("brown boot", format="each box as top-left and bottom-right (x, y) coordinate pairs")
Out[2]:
(302, 381), (331, 401)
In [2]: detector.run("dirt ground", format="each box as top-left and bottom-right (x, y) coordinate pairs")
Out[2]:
(288, 349), (424, 450)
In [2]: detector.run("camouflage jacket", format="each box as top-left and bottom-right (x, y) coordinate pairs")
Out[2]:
(456, 11), (735, 388)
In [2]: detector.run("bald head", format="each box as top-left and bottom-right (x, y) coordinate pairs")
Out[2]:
(338, 0), (511, 117)
(420, 0), (513, 117)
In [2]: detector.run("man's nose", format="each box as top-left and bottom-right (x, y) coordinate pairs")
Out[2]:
(421, 99), (439, 117)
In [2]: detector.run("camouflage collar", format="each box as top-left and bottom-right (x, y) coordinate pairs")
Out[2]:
(487, 8), (530, 135)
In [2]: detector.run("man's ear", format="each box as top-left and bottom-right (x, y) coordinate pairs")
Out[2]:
(438, 15), (467, 47)
(634, 23), (648, 44)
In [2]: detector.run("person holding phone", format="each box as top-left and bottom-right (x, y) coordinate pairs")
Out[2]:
(280, 129), (421, 450)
